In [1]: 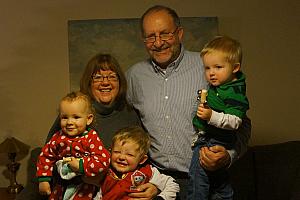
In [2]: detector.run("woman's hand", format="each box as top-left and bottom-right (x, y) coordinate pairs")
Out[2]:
(81, 173), (106, 187)
(128, 182), (158, 200)
(39, 181), (51, 195)
(200, 145), (230, 171)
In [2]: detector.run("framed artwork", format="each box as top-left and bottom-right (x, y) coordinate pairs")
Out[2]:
(68, 17), (218, 91)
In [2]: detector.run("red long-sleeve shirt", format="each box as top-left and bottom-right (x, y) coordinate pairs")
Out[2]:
(36, 128), (110, 181)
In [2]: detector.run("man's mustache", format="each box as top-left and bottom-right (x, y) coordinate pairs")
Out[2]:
(151, 45), (170, 52)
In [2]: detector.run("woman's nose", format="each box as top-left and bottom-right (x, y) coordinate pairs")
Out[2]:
(100, 80), (110, 86)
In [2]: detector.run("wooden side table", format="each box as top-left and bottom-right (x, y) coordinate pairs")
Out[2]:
(0, 188), (17, 200)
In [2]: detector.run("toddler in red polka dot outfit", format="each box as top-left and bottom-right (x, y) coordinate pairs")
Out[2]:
(36, 91), (110, 199)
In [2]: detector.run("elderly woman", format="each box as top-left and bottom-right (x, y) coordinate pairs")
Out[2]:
(46, 54), (140, 147)
(17, 54), (158, 200)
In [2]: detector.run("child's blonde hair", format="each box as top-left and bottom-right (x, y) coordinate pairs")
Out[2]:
(59, 91), (95, 119)
(112, 126), (151, 156)
(201, 35), (242, 66)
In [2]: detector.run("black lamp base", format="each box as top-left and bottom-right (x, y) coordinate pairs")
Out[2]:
(7, 154), (24, 194)
(7, 183), (23, 194)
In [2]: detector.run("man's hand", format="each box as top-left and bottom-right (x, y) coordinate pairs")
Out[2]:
(128, 182), (158, 200)
(199, 145), (231, 171)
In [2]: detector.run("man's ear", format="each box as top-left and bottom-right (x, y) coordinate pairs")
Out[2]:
(86, 114), (94, 126)
(233, 63), (241, 73)
(139, 154), (148, 165)
(177, 27), (184, 42)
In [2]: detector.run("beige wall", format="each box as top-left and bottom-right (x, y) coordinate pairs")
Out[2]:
(0, 0), (299, 187)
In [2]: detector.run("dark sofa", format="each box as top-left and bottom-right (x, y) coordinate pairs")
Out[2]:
(229, 141), (300, 200)
(18, 141), (300, 200)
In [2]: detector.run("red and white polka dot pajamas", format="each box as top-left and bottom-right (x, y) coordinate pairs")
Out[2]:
(36, 128), (110, 199)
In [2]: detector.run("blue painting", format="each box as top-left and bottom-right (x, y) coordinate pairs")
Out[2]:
(68, 17), (218, 91)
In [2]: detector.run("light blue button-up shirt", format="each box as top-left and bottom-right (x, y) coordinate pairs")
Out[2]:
(127, 47), (207, 172)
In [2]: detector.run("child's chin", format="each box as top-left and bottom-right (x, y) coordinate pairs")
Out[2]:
(66, 132), (79, 136)
(116, 167), (130, 174)
(210, 82), (220, 86)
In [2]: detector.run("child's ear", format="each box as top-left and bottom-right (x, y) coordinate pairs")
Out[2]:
(233, 63), (241, 73)
(86, 114), (94, 126)
(139, 154), (148, 165)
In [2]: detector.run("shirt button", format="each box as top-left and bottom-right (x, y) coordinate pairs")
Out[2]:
(165, 78), (168, 81)
(165, 96), (168, 99)
(166, 115), (169, 119)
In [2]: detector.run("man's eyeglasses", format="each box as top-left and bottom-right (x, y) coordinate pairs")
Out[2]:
(143, 27), (179, 44)
(92, 73), (118, 82)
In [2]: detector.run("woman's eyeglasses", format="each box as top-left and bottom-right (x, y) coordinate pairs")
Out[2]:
(92, 73), (118, 82)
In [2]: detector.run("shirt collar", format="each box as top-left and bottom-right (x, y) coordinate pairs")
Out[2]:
(151, 45), (185, 74)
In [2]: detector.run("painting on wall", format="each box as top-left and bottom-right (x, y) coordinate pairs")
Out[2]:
(68, 17), (218, 91)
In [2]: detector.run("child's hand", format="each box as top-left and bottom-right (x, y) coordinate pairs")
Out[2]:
(67, 157), (80, 172)
(196, 103), (212, 121)
(39, 181), (51, 195)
